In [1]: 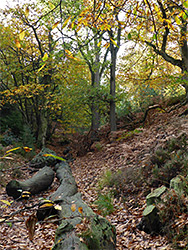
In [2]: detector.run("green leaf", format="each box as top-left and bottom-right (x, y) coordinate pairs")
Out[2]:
(153, 34), (157, 40)
(127, 33), (132, 40)
(183, 0), (188, 8)
(42, 53), (48, 61)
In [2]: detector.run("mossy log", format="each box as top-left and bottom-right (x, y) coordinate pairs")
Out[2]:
(37, 161), (116, 250)
(29, 148), (59, 168)
(6, 166), (55, 199)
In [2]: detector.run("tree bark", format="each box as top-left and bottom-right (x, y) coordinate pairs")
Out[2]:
(37, 161), (116, 250)
(6, 166), (55, 199)
(109, 45), (117, 132)
(90, 37), (101, 140)
(108, 13), (121, 132)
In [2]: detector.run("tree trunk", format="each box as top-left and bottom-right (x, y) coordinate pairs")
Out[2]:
(109, 49), (117, 132)
(6, 166), (55, 199)
(108, 14), (121, 132)
(90, 39), (101, 140)
(37, 110), (48, 148)
(182, 70), (188, 101)
(37, 161), (116, 250)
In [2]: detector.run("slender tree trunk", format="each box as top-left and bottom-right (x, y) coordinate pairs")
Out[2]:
(109, 46), (117, 131)
(37, 110), (48, 147)
(182, 70), (188, 101)
(90, 38), (101, 140)
(108, 13), (121, 132)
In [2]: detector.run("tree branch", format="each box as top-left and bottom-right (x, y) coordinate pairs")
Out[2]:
(145, 40), (183, 69)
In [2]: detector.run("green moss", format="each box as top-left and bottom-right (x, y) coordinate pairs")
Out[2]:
(80, 216), (116, 250)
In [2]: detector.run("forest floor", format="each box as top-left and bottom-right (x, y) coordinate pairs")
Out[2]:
(0, 101), (188, 249)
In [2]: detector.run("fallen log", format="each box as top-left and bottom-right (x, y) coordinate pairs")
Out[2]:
(29, 148), (59, 168)
(37, 161), (116, 250)
(6, 166), (55, 199)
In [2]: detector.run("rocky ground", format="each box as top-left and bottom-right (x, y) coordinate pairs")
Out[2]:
(0, 102), (188, 249)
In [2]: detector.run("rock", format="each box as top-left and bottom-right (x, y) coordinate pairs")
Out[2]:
(170, 175), (185, 194)
(138, 186), (167, 234)
(138, 204), (161, 234)
(146, 186), (167, 205)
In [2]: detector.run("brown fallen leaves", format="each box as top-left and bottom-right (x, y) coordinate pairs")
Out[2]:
(25, 214), (38, 241)
(0, 103), (188, 249)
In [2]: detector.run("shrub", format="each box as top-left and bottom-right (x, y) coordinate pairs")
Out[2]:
(94, 192), (114, 216)
(97, 170), (114, 190)
(1, 129), (19, 146)
(157, 190), (188, 248)
(97, 167), (142, 199)
(148, 134), (188, 187)
(0, 104), (23, 136)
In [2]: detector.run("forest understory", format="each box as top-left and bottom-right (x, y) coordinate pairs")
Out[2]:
(0, 102), (188, 249)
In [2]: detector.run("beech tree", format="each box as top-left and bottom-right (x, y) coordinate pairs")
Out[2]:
(56, 0), (111, 137)
(127, 0), (188, 99)
(0, 4), (63, 146)
(62, 0), (127, 132)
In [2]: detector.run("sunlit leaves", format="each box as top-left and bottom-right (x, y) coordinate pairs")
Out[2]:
(25, 6), (29, 18)
(15, 39), (21, 49)
(183, 0), (188, 8)
(19, 30), (25, 40)
(78, 207), (83, 214)
(62, 16), (71, 28)
(0, 146), (32, 160)
(52, 21), (60, 29)
(0, 200), (12, 206)
(42, 53), (48, 61)
(23, 147), (32, 152)
(110, 38), (118, 48)
(6, 147), (22, 154)
(49, 2), (55, 9)
(104, 42), (110, 48)
(54, 204), (62, 211)
(71, 203), (83, 214)
(65, 49), (79, 61)
(39, 201), (54, 209)
(43, 154), (65, 161)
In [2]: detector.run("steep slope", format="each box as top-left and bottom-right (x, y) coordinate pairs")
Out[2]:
(69, 103), (188, 249)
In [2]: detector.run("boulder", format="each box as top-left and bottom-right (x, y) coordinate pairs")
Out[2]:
(146, 186), (167, 205)
(170, 175), (185, 194)
(137, 186), (167, 234)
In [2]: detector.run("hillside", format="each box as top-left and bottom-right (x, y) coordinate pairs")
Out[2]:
(68, 103), (188, 249)
(0, 101), (188, 249)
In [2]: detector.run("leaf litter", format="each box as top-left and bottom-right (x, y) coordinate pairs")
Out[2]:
(0, 103), (188, 249)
